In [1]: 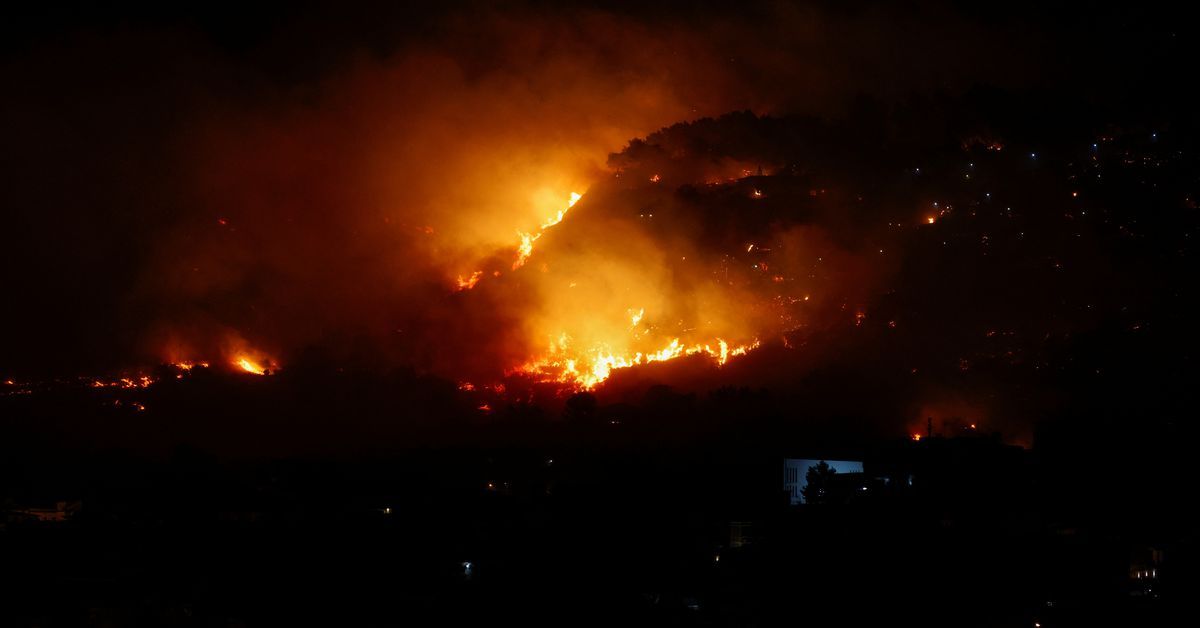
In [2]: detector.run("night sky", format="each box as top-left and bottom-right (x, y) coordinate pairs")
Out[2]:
(3, 1), (1197, 448)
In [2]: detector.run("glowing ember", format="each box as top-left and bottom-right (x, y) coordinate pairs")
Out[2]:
(173, 361), (209, 371)
(89, 374), (156, 389)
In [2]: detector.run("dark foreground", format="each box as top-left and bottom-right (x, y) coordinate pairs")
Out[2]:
(3, 435), (1195, 627)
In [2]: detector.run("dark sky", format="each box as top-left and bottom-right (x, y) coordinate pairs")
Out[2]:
(2, 1), (1195, 445)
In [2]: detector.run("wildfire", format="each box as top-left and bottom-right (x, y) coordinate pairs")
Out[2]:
(173, 361), (209, 371)
(512, 191), (582, 270)
(516, 334), (760, 390)
(92, 375), (154, 389)
(541, 192), (582, 230)
(236, 357), (270, 375)
(513, 231), (540, 270)
(456, 270), (483, 291)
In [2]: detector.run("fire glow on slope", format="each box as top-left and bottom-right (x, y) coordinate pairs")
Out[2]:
(454, 192), (582, 290)
(497, 189), (764, 390)
(231, 346), (278, 376)
(237, 357), (269, 375)
(513, 191), (582, 270)
(515, 334), (760, 390)
(514, 303), (760, 390)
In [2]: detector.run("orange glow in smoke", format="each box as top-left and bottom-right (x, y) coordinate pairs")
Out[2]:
(236, 357), (269, 375)
(516, 332), (760, 390)
(512, 192), (583, 271)
(456, 271), (484, 291)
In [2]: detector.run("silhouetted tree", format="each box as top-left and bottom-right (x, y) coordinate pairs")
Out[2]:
(802, 460), (837, 504)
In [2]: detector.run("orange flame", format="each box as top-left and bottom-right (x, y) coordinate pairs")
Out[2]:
(173, 361), (210, 371)
(516, 333), (760, 390)
(236, 357), (270, 375)
(456, 270), (484, 291)
(512, 191), (581, 270)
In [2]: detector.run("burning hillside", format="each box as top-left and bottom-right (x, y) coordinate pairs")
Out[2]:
(426, 112), (898, 393)
(3, 3), (1196, 444)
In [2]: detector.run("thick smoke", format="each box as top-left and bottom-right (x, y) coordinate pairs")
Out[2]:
(9, 1), (1188, 449)
(0, 2), (1195, 458)
(2, 2), (1058, 377)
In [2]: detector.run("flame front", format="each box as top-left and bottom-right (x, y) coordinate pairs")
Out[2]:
(456, 270), (483, 291)
(237, 357), (268, 375)
(453, 190), (583, 285)
(512, 191), (581, 270)
(515, 329), (759, 390)
(542, 192), (582, 230)
(496, 185), (770, 391)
